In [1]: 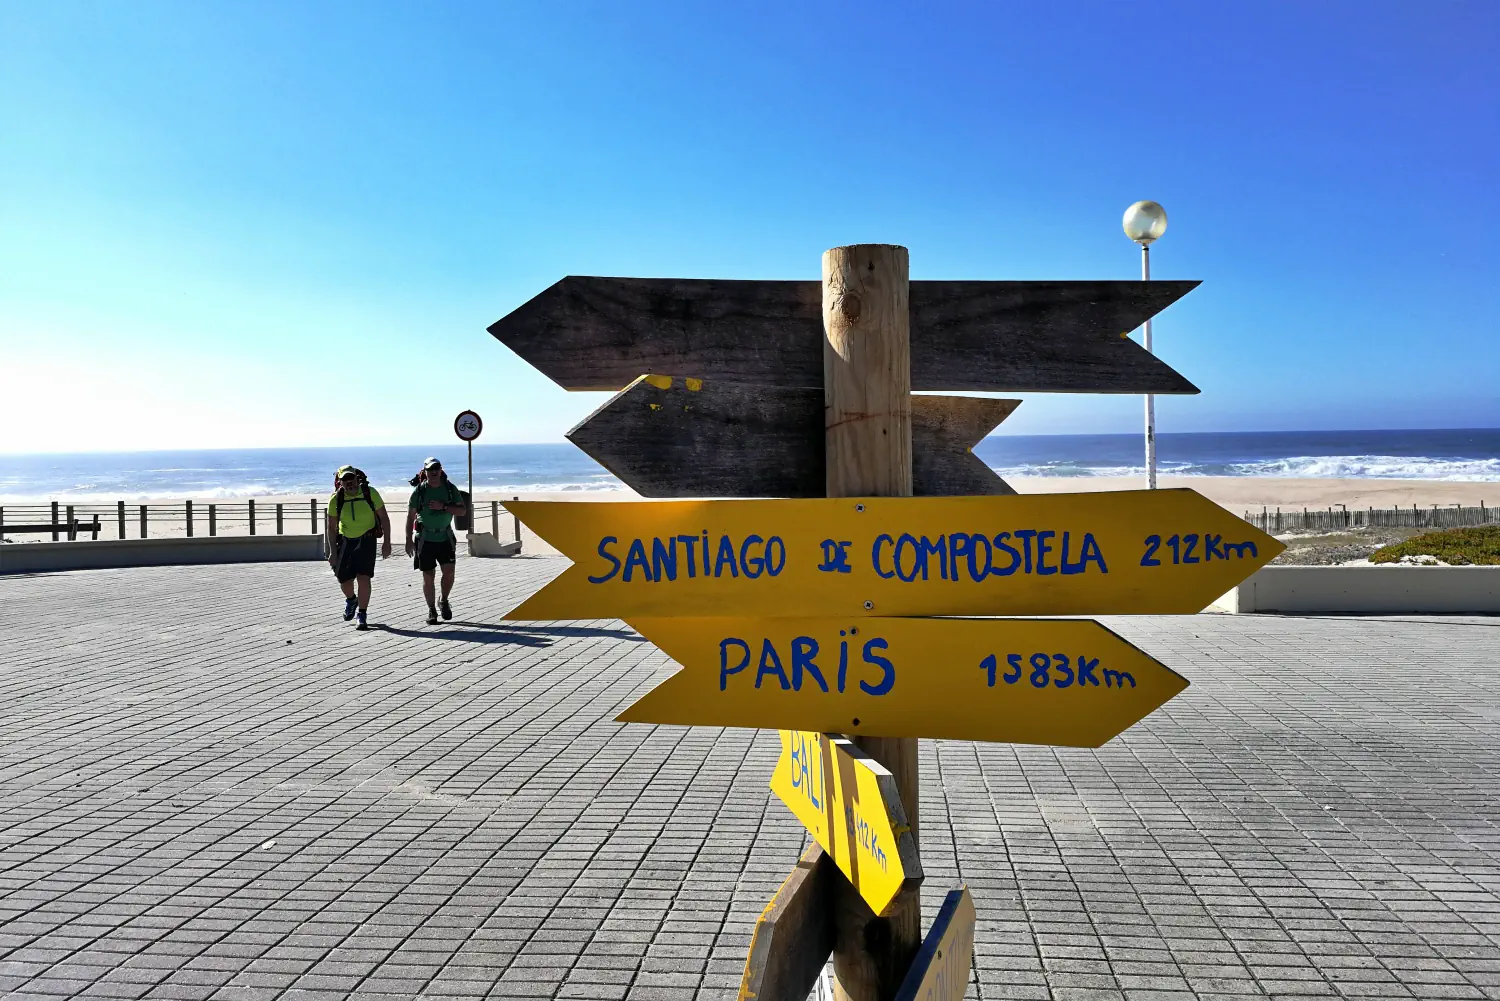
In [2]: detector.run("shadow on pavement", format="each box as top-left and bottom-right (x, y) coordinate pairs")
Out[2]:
(1269, 613), (1500, 627)
(464, 621), (647, 641)
(368, 620), (646, 645)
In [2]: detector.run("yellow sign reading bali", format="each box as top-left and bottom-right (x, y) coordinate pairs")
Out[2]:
(504, 490), (1280, 621)
(622, 617), (1188, 747)
(769, 732), (919, 915)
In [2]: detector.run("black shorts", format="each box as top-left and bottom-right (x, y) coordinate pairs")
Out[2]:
(335, 534), (378, 582)
(416, 537), (456, 573)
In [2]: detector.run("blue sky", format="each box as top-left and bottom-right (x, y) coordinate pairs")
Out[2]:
(1, 1), (1496, 453)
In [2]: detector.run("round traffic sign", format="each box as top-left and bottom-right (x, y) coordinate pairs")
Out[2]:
(454, 410), (483, 442)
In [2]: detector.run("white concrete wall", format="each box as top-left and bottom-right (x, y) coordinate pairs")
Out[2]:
(0, 534), (327, 574)
(1214, 566), (1500, 614)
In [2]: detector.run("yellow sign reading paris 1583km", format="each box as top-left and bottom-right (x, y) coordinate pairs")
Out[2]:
(504, 489), (1281, 621)
(769, 732), (920, 914)
(622, 617), (1188, 747)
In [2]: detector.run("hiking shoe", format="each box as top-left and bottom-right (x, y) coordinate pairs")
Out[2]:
(439, 600), (452, 621)
(426, 607), (439, 625)
(343, 596), (358, 621)
(355, 610), (368, 631)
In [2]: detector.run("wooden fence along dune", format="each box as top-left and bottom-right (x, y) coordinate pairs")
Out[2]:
(0, 499), (521, 542)
(1243, 503), (1497, 534)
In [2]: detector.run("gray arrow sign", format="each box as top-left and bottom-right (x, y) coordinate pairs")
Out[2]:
(491, 276), (1199, 393)
(568, 375), (1019, 498)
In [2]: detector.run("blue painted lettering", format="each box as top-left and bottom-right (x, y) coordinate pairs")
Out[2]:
(790, 731), (822, 809)
(872, 535), (895, 579)
(1035, 530), (1057, 575)
(1052, 653), (1074, 688)
(741, 534), (766, 579)
(791, 636), (829, 693)
(719, 638), (750, 690)
(676, 535), (699, 577)
(623, 538), (651, 582)
(818, 539), (853, 574)
(1203, 533), (1224, 561)
(588, 536), (622, 584)
(918, 535), (947, 581)
(756, 639), (790, 690)
(715, 535), (738, 577)
(765, 536), (786, 576)
(1029, 652), (1050, 687)
(651, 537), (677, 581)
(894, 534), (921, 582)
(990, 533), (1019, 577)
(1014, 529), (1037, 573)
(859, 638), (895, 696)
(950, 533), (972, 581)
(1078, 533), (1107, 573)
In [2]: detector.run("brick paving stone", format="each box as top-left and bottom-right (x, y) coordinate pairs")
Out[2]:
(1, 559), (1499, 998)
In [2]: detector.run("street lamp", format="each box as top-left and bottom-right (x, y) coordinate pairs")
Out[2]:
(1123, 200), (1168, 489)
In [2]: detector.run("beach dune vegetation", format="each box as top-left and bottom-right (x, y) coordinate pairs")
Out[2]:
(1369, 526), (1500, 566)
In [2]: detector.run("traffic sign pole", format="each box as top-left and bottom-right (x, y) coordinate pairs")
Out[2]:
(823, 244), (921, 1000)
(453, 411), (483, 533)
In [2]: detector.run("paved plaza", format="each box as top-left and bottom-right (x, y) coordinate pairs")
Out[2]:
(1, 555), (1498, 1000)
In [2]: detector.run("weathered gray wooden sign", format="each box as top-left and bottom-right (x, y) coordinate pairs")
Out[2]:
(567, 375), (1019, 497)
(490, 276), (1200, 393)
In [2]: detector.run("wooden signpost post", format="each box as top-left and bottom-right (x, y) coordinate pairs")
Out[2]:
(489, 247), (1268, 1001)
(768, 732), (920, 915)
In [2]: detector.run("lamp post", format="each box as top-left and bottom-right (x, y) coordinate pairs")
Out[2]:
(1123, 200), (1168, 489)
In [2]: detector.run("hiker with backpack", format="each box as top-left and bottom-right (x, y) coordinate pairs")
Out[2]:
(325, 465), (392, 630)
(404, 457), (467, 625)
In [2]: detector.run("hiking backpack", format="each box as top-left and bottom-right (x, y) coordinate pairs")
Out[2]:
(333, 468), (383, 538)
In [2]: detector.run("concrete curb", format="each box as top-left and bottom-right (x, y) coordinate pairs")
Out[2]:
(467, 532), (522, 557)
(0, 534), (327, 574)
(1212, 565), (1500, 614)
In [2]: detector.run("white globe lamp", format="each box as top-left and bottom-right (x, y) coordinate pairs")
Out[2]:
(1123, 200), (1168, 246)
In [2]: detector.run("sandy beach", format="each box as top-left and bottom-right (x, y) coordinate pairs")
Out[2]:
(1009, 476), (1499, 513)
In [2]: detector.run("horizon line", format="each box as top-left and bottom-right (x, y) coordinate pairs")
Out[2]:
(3, 426), (1499, 460)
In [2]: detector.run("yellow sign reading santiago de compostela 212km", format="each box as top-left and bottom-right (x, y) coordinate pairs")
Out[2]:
(622, 617), (1188, 747)
(768, 732), (919, 914)
(503, 490), (1281, 621)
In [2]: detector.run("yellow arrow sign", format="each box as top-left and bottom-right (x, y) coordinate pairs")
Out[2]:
(896, 886), (976, 1001)
(770, 731), (920, 914)
(620, 617), (1188, 746)
(504, 490), (1280, 620)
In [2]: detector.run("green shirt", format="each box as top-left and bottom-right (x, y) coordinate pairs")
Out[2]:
(409, 482), (461, 541)
(327, 487), (385, 538)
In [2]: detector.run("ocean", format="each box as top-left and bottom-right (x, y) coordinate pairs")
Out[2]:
(1, 429), (1498, 502)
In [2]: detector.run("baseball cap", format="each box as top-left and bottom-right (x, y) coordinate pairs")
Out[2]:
(423, 457), (443, 470)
